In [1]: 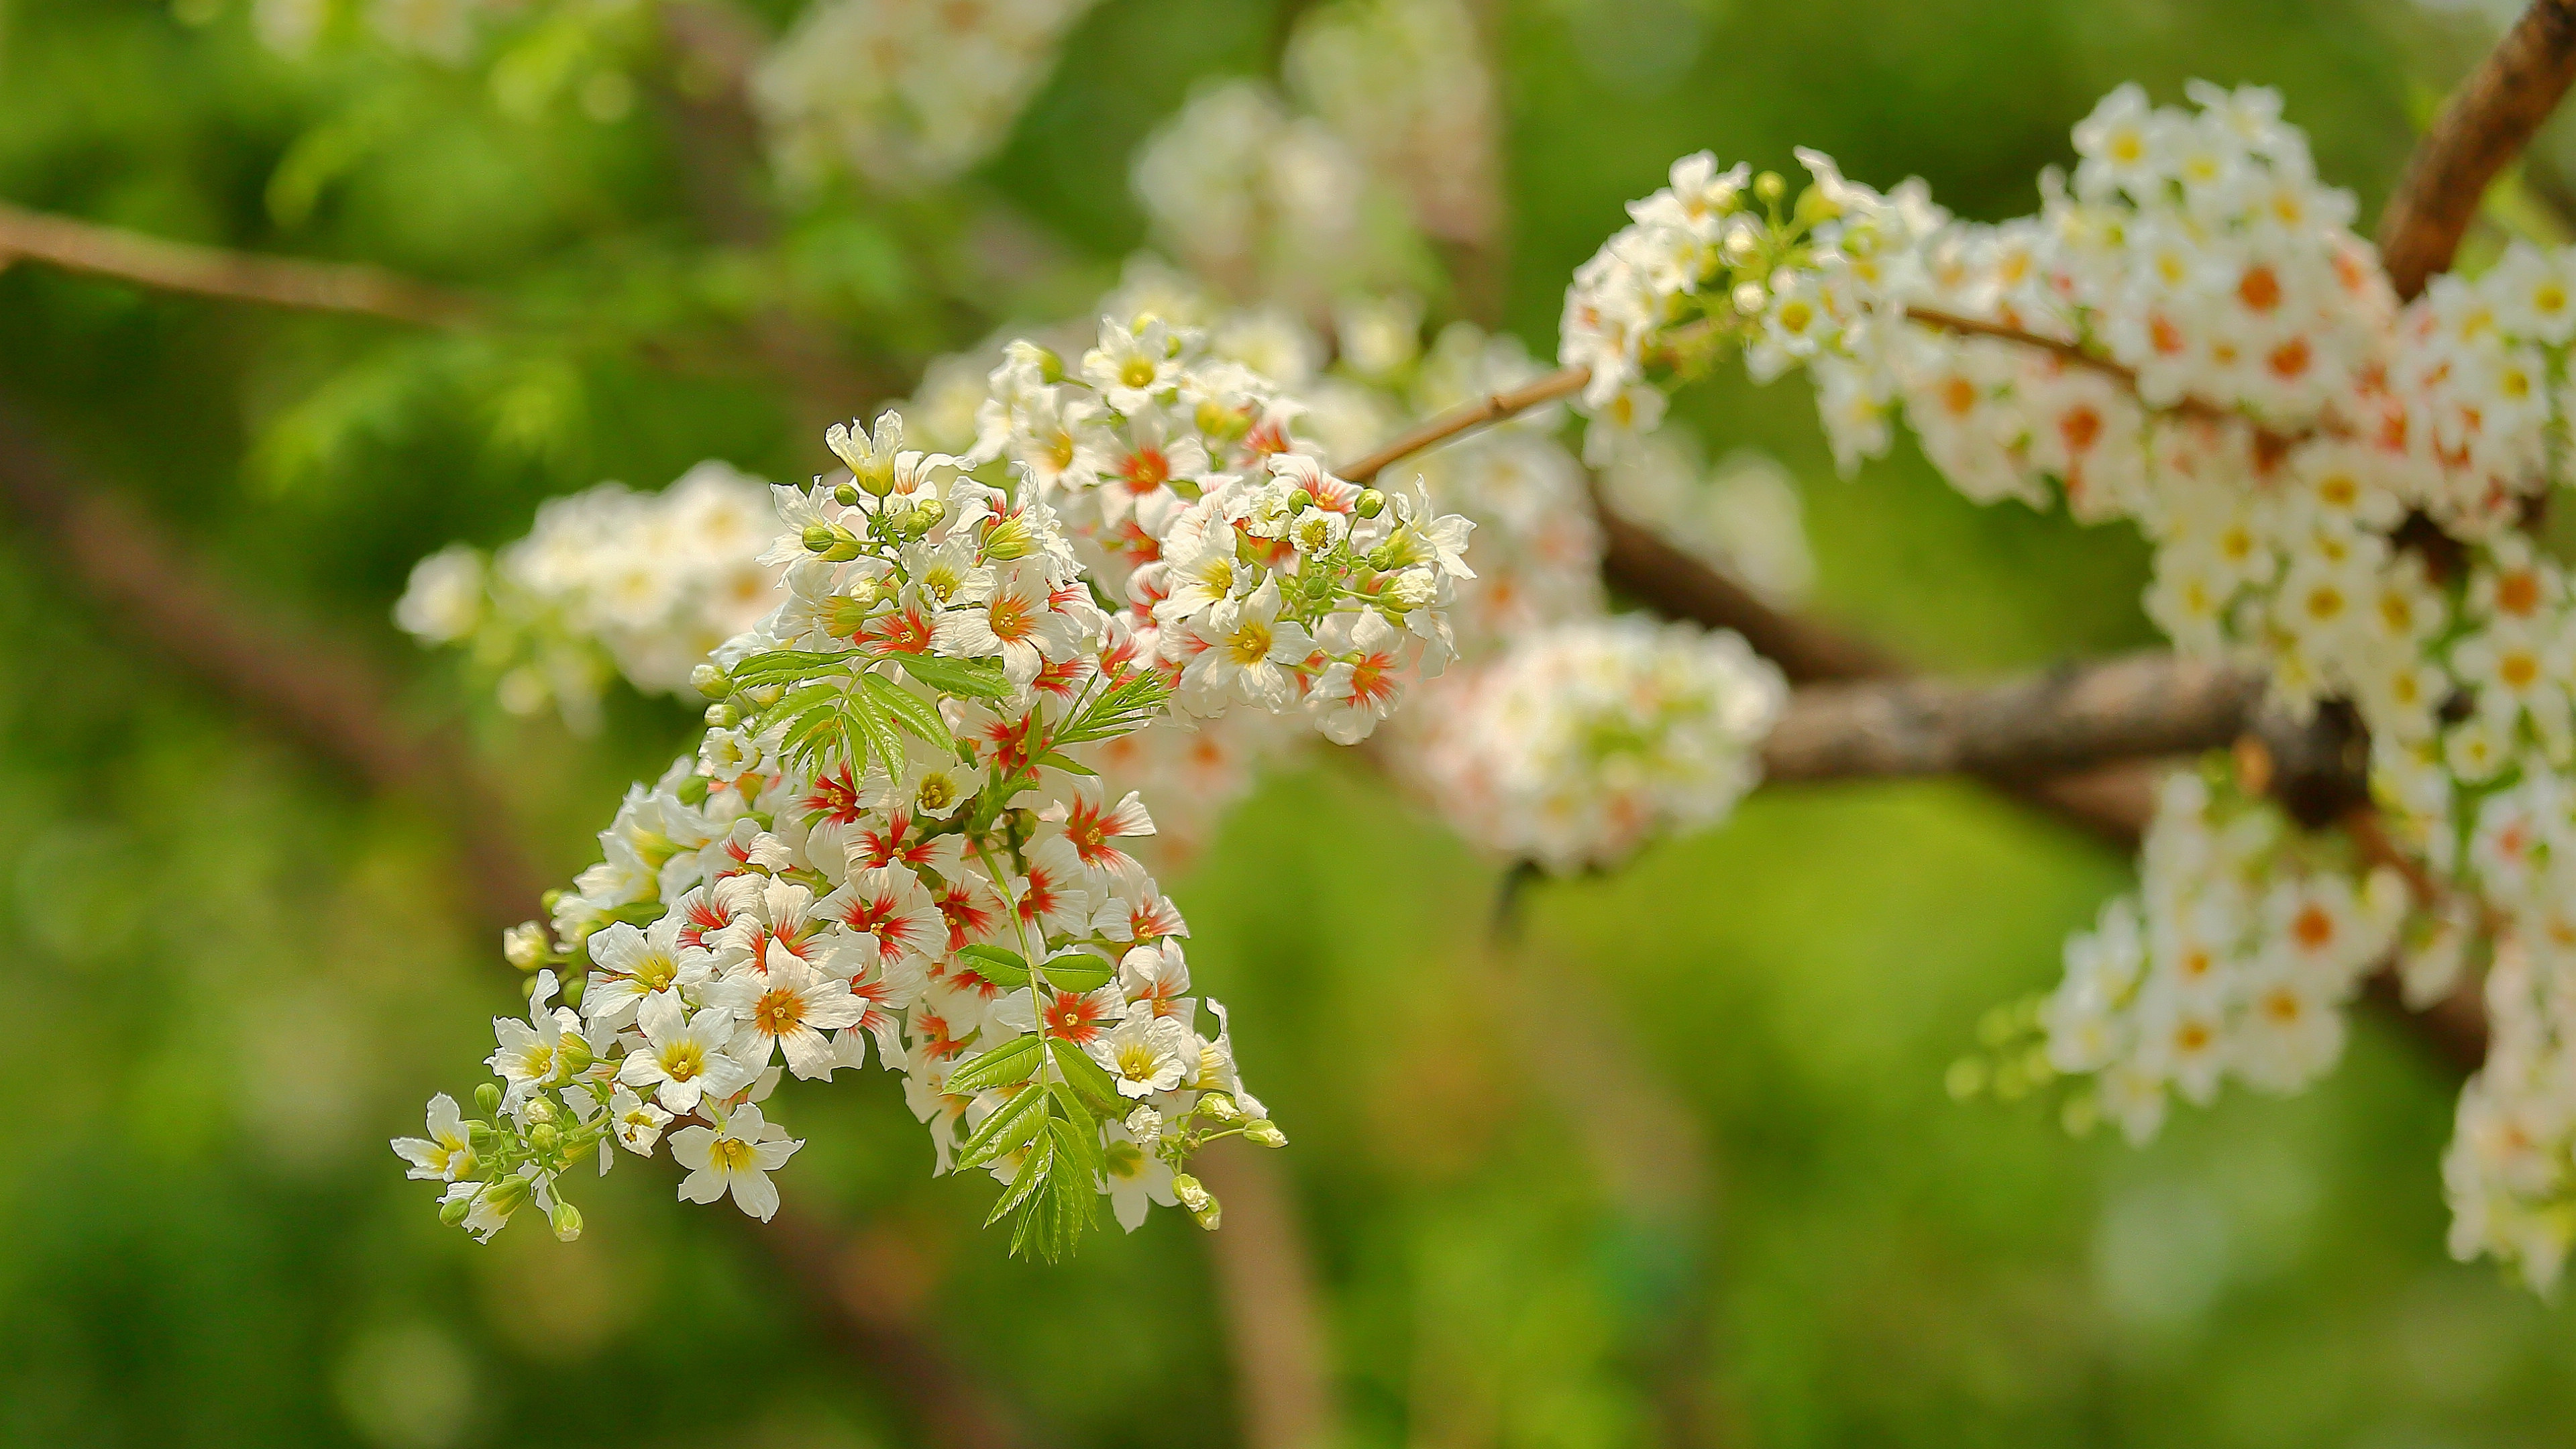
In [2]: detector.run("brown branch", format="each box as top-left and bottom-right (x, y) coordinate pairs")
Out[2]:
(0, 201), (482, 327)
(1193, 1146), (1340, 1449)
(1761, 651), (2263, 786)
(2380, 0), (2576, 301)
(0, 394), (1028, 1449)
(1335, 365), (1589, 484)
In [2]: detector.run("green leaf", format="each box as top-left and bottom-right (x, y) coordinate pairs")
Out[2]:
(1044, 1151), (1097, 1259)
(729, 649), (855, 687)
(1039, 952), (1115, 993)
(860, 672), (957, 752)
(893, 653), (1012, 700)
(955, 1080), (1050, 1171)
(1047, 1112), (1104, 1189)
(955, 943), (1030, 989)
(945, 1033), (1044, 1097)
(1049, 1038), (1126, 1117)
(1054, 669), (1174, 747)
(1032, 749), (1097, 777)
(983, 1135), (1055, 1227)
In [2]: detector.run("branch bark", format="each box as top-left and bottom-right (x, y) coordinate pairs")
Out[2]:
(0, 394), (1028, 1449)
(1760, 652), (2263, 786)
(0, 201), (483, 327)
(2379, 0), (2576, 301)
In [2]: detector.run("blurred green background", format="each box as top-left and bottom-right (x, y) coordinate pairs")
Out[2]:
(2, 0), (2571, 1444)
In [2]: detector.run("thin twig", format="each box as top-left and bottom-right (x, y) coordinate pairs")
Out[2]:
(0, 201), (483, 327)
(2380, 0), (2576, 301)
(1336, 365), (1589, 485)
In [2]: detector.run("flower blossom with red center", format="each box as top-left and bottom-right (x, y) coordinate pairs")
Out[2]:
(1040, 985), (1122, 1046)
(1034, 784), (1156, 886)
(820, 865), (947, 969)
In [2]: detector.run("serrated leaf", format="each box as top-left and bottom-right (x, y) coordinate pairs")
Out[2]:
(1032, 749), (1097, 777)
(1047, 1112), (1104, 1189)
(729, 649), (854, 686)
(1039, 952), (1115, 993)
(893, 653), (1012, 699)
(955, 1080), (1050, 1171)
(956, 943), (1030, 989)
(1049, 1038), (1126, 1116)
(1046, 1152), (1097, 1259)
(859, 672), (957, 753)
(983, 1136), (1055, 1227)
(945, 1032), (1044, 1097)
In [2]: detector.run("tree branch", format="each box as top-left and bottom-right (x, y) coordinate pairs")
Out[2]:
(2379, 0), (2576, 301)
(0, 394), (1028, 1449)
(1761, 651), (2263, 786)
(0, 201), (483, 327)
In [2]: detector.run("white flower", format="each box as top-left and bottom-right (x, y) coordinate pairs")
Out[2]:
(392, 1093), (476, 1182)
(393, 544), (485, 643)
(1180, 578), (1311, 710)
(1087, 1012), (1193, 1099)
(486, 971), (584, 1110)
(1103, 1122), (1177, 1231)
(716, 945), (865, 1081)
(616, 1005), (757, 1114)
(606, 1086), (673, 1157)
(672, 1104), (802, 1222)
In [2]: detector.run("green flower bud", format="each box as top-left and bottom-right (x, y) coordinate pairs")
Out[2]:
(1354, 490), (1385, 519)
(1754, 170), (1786, 205)
(705, 702), (737, 729)
(802, 523), (839, 554)
(676, 772), (712, 806)
(1792, 182), (1843, 228)
(528, 1122), (560, 1155)
(556, 1034), (593, 1077)
(980, 515), (1035, 561)
(833, 482), (862, 506)
(548, 1199), (584, 1244)
(690, 663), (730, 700)
(1200, 1091), (1241, 1122)
(1171, 1173), (1210, 1214)
(1243, 1118), (1287, 1148)
(1286, 488), (1313, 515)
(474, 1083), (502, 1117)
(907, 498), (946, 535)
(481, 1174), (531, 1217)
(439, 1192), (475, 1227)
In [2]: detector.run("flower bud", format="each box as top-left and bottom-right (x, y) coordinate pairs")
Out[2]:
(907, 498), (946, 535)
(528, 1122), (560, 1155)
(1124, 1104), (1163, 1139)
(802, 523), (838, 554)
(1200, 1091), (1241, 1122)
(1354, 490), (1386, 519)
(439, 1192), (476, 1227)
(833, 482), (862, 507)
(548, 1199), (584, 1243)
(1286, 488), (1313, 515)
(556, 1034), (594, 1077)
(502, 922), (548, 971)
(980, 515), (1035, 561)
(1243, 1118), (1287, 1148)
(705, 702), (737, 729)
(1171, 1173), (1210, 1214)
(1754, 170), (1786, 205)
(1731, 281), (1767, 315)
(474, 1083), (503, 1117)
(690, 663), (730, 700)
(481, 1174), (531, 1218)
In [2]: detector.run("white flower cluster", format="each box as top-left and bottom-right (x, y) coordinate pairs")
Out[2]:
(397, 405), (1399, 1256)
(968, 311), (1478, 747)
(754, 0), (1100, 192)
(394, 462), (782, 731)
(2039, 770), (2405, 1144)
(1562, 85), (2576, 1286)
(1406, 616), (1784, 873)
